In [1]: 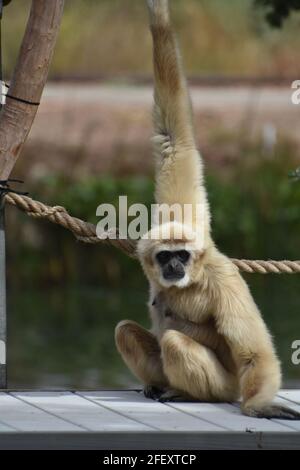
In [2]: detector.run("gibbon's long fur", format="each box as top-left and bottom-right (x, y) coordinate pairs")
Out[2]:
(115, 0), (300, 419)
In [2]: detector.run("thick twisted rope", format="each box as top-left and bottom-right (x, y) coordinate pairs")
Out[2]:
(4, 192), (300, 273)
(4, 192), (136, 258)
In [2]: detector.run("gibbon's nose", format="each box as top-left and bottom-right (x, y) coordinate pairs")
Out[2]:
(163, 259), (185, 280)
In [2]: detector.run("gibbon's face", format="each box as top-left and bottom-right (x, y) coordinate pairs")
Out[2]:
(137, 222), (205, 289)
(155, 248), (191, 287)
(154, 246), (192, 287)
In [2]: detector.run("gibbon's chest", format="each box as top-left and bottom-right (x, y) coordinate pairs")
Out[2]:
(149, 289), (237, 373)
(167, 286), (213, 324)
(149, 286), (213, 338)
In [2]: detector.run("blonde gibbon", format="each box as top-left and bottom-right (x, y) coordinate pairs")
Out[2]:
(115, 0), (300, 419)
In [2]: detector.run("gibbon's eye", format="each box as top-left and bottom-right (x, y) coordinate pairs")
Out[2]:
(156, 251), (172, 265)
(176, 250), (190, 264)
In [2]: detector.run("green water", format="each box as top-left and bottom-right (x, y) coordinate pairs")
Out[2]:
(7, 275), (300, 389)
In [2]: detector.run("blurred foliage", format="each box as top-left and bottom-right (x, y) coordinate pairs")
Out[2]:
(3, 0), (300, 77)
(8, 286), (149, 388)
(209, 142), (300, 260)
(40, 174), (154, 223)
(289, 167), (300, 181)
(256, 0), (300, 27)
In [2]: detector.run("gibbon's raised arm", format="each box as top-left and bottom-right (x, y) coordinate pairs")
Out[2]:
(147, 0), (195, 147)
(147, 0), (210, 234)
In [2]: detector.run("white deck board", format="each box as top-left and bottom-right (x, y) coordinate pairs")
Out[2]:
(78, 390), (224, 431)
(0, 392), (81, 432)
(12, 391), (151, 432)
(0, 390), (299, 449)
(167, 401), (294, 432)
(272, 395), (300, 431)
(0, 421), (15, 432)
(278, 389), (300, 404)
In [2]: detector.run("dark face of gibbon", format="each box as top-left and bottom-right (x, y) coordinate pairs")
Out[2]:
(151, 244), (196, 288)
(155, 249), (190, 282)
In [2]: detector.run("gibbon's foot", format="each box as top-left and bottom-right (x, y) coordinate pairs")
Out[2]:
(243, 405), (300, 420)
(143, 385), (165, 400)
(157, 388), (192, 403)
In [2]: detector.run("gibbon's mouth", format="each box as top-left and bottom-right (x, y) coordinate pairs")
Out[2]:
(163, 271), (185, 281)
(160, 272), (190, 289)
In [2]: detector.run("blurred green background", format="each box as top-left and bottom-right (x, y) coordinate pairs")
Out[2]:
(4, 0), (300, 78)
(1, 0), (300, 388)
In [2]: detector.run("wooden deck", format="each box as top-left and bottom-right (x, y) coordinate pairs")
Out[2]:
(0, 389), (299, 449)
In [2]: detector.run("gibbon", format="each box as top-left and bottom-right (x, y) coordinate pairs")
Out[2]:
(115, 0), (300, 419)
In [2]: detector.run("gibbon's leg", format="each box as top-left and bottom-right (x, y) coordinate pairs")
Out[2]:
(240, 351), (300, 419)
(115, 320), (168, 395)
(147, 0), (210, 233)
(215, 277), (300, 420)
(160, 329), (239, 402)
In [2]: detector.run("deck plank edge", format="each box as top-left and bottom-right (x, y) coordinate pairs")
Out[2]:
(0, 431), (299, 450)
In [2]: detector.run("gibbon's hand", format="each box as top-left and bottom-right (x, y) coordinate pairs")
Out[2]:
(143, 385), (165, 400)
(157, 388), (194, 403)
(143, 385), (194, 403)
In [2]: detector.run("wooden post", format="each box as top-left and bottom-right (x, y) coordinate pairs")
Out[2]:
(0, 0), (65, 179)
(0, 0), (65, 387)
(0, 194), (6, 388)
(0, 0), (7, 389)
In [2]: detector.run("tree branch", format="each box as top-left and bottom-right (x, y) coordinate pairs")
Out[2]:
(0, 0), (65, 179)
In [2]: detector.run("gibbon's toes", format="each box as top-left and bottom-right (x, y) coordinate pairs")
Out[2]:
(143, 385), (165, 400)
(157, 389), (192, 403)
(243, 405), (300, 420)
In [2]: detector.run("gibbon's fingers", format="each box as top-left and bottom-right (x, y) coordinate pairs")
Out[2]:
(160, 329), (239, 402)
(243, 404), (300, 420)
(143, 385), (166, 400)
(115, 320), (168, 388)
(157, 388), (195, 403)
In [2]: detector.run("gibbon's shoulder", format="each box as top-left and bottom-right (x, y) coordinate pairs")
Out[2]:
(204, 248), (259, 312)
(203, 247), (242, 288)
